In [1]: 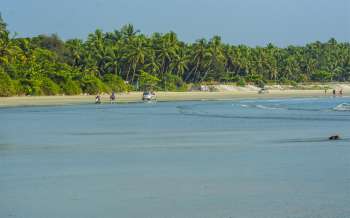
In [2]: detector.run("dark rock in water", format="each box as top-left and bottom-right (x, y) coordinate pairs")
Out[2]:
(329, 135), (340, 140)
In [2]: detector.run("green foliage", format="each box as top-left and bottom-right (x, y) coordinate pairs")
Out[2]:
(19, 79), (42, 96)
(103, 74), (131, 92)
(40, 78), (61, 95)
(236, 77), (246, 87)
(139, 71), (160, 91)
(256, 80), (265, 88)
(0, 69), (15, 96)
(246, 74), (265, 87)
(311, 70), (334, 82)
(163, 73), (185, 91)
(0, 13), (7, 33)
(1, 14), (350, 97)
(11, 80), (24, 95)
(80, 75), (107, 95)
(62, 79), (82, 95)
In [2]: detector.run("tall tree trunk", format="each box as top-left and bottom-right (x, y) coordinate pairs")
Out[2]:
(126, 64), (132, 81)
(131, 64), (137, 84)
(185, 59), (199, 82)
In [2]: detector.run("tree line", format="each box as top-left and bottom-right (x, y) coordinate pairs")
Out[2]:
(1, 14), (350, 96)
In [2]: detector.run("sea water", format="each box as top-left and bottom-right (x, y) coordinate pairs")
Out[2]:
(1, 97), (350, 218)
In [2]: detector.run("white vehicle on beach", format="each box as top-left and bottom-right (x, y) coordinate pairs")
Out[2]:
(142, 91), (156, 101)
(258, 87), (269, 94)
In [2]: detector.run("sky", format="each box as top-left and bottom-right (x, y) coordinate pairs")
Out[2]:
(1, 0), (349, 46)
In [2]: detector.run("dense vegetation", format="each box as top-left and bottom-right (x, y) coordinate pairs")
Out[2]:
(1, 14), (349, 96)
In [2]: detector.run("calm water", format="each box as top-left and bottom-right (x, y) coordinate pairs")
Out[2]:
(1, 97), (350, 218)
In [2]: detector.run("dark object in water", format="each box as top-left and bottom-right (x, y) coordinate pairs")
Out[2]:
(329, 135), (340, 140)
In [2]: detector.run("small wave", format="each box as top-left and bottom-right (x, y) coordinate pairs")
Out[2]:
(333, 103), (350, 111)
(239, 104), (281, 110)
(255, 104), (281, 110)
(240, 104), (250, 108)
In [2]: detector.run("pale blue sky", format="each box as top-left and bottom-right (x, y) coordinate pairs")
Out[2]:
(1, 0), (349, 46)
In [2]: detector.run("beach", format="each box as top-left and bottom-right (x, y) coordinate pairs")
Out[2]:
(0, 89), (343, 108)
(1, 83), (350, 107)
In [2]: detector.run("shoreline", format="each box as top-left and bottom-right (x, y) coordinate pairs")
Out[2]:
(0, 90), (342, 108)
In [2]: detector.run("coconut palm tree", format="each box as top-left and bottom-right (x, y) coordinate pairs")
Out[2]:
(125, 36), (149, 82)
(186, 38), (210, 82)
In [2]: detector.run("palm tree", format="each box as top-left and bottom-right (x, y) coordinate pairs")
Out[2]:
(0, 13), (6, 33)
(0, 28), (21, 67)
(125, 36), (148, 82)
(201, 36), (225, 82)
(186, 38), (210, 82)
(104, 45), (121, 76)
(65, 39), (84, 67)
(170, 49), (189, 77)
(156, 34), (178, 78)
(121, 24), (140, 42)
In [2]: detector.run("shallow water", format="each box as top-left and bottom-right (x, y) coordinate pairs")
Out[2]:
(1, 97), (350, 218)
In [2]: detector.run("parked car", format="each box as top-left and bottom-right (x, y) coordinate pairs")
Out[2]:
(142, 91), (156, 101)
(258, 88), (269, 94)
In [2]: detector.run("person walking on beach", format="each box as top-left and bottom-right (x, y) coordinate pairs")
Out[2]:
(339, 89), (343, 96)
(110, 91), (116, 104)
(333, 89), (336, 97)
(95, 95), (101, 104)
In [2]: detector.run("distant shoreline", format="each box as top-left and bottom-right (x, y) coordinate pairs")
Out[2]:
(0, 89), (346, 108)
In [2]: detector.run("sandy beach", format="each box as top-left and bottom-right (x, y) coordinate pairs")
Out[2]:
(0, 88), (345, 108)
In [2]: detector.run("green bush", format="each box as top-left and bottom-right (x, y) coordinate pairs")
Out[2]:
(0, 70), (15, 97)
(163, 73), (185, 91)
(41, 78), (61, 95)
(246, 74), (266, 88)
(103, 74), (131, 92)
(256, 80), (265, 88)
(139, 71), (160, 91)
(62, 79), (82, 95)
(290, 80), (298, 87)
(236, 77), (246, 87)
(19, 79), (42, 95)
(80, 75), (108, 94)
(311, 70), (334, 82)
(12, 80), (25, 95)
(18, 79), (42, 95)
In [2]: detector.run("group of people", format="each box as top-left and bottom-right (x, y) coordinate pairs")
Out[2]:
(95, 92), (116, 104)
(325, 88), (343, 97)
(330, 89), (343, 97)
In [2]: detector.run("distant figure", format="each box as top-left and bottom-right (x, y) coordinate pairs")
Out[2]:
(95, 95), (101, 104)
(110, 91), (116, 103)
(329, 135), (340, 140)
(324, 89), (327, 95)
(332, 89), (336, 97)
(339, 89), (343, 96)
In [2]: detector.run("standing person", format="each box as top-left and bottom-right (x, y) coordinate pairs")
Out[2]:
(95, 95), (101, 104)
(339, 89), (343, 96)
(324, 88), (327, 95)
(333, 89), (336, 97)
(110, 91), (116, 104)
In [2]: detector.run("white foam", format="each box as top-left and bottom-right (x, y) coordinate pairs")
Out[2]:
(240, 104), (249, 108)
(333, 103), (350, 111)
(255, 104), (281, 110)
